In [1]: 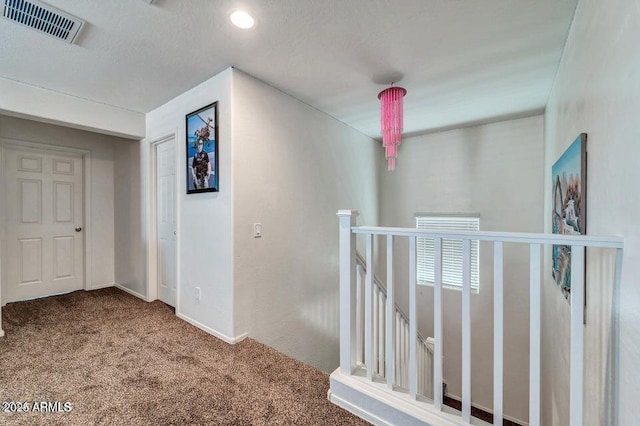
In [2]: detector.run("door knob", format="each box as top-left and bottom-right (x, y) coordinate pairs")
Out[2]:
(173, 231), (177, 235)
(75, 227), (82, 232)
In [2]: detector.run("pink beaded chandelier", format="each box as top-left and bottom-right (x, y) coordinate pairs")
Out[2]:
(378, 85), (407, 171)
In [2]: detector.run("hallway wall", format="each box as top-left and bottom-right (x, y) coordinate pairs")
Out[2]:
(542, 0), (640, 423)
(232, 69), (380, 372)
(114, 139), (145, 296)
(145, 68), (235, 340)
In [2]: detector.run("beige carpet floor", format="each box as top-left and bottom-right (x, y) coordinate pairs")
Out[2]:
(0, 288), (368, 425)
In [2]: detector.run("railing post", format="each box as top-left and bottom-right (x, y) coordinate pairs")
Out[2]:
(365, 233), (374, 380)
(433, 237), (443, 410)
(386, 235), (395, 389)
(462, 239), (472, 423)
(409, 236), (418, 398)
(493, 242), (504, 425)
(604, 247), (624, 425)
(529, 244), (541, 426)
(337, 210), (359, 375)
(570, 245), (585, 426)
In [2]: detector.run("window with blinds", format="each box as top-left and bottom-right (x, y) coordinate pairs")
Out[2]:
(416, 215), (480, 291)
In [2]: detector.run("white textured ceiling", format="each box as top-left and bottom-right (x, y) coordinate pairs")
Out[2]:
(0, 0), (578, 138)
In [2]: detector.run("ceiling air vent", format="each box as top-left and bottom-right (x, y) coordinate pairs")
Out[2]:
(1, 0), (84, 44)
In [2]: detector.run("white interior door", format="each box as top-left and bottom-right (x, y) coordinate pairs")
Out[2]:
(156, 139), (177, 307)
(4, 148), (84, 303)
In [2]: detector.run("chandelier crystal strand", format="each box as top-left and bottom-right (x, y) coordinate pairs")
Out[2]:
(378, 86), (407, 171)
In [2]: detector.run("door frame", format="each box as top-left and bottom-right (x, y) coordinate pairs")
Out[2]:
(146, 132), (179, 307)
(0, 138), (93, 308)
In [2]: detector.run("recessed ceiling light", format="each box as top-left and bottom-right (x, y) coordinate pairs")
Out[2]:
(230, 10), (256, 29)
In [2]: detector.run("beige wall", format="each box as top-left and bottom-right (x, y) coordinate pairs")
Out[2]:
(114, 140), (144, 296)
(379, 115), (544, 423)
(231, 69), (380, 372)
(542, 0), (640, 424)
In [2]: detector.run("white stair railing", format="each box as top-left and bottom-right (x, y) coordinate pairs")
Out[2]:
(335, 210), (624, 426)
(355, 254), (435, 398)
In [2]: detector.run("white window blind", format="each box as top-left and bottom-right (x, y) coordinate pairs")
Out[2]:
(416, 215), (480, 291)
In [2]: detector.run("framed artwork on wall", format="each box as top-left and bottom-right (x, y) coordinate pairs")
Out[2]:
(186, 102), (218, 193)
(551, 133), (587, 304)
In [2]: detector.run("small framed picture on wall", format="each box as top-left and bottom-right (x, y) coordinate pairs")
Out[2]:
(186, 102), (219, 193)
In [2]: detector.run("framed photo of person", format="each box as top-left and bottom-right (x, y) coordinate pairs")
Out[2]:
(186, 102), (219, 194)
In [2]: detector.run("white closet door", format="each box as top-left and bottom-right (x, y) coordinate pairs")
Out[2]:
(156, 140), (177, 307)
(5, 148), (84, 302)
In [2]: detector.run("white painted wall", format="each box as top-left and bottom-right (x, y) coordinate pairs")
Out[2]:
(0, 77), (145, 140)
(0, 115), (121, 289)
(542, 0), (640, 424)
(231, 69), (380, 372)
(144, 68), (235, 340)
(379, 116), (544, 423)
(114, 140), (145, 296)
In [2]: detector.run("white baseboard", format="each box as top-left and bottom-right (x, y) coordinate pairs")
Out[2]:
(114, 283), (148, 301)
(90, 283), (114, 290)
(176, 312), (248, 345)
(445, 392), (528, 426)
(0, 329), (4, 338)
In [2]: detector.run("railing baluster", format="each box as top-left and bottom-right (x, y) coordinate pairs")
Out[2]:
(373, 284), (379, 375)
(365, 233), (374, 381)
(356, 265), (363, 364)
(462, 239), (472, 422)
(409, 236), (418, 398)
(399, 318), (404, 387)
(402, 318), (407, 388)
(404, 320), (409, 388)
(379, 291), (385, 376)
(427, 339), (435, 398)
(418, 342), (423, 395)
(396, 312), (401, 385)
(570, 245), (585, 426)
(386, 236), (395, 389)
(494, 242), (504, 425)
(529, 244), (541, 426)
(434, 237), (443, 410)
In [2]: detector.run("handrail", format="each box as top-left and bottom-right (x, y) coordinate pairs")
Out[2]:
(352, 226), (624, 248)
(355, 252), (431, 350)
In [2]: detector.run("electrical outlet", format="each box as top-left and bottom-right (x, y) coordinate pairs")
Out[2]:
(253, 223), (262, 238)
(195, 286), (201, 302)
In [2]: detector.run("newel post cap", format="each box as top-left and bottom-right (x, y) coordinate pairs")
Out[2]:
(337, 210), (360, 217)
